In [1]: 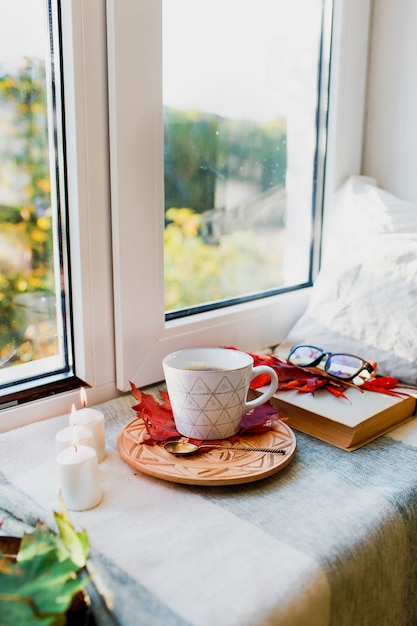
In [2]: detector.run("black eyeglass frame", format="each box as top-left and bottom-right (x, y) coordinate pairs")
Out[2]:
(287, 344), (376, 382)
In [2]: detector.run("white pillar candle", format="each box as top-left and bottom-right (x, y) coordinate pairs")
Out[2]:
(70, 392), (106, 462)
(55, 424), (94, 455)
(57, 445), (102, 511)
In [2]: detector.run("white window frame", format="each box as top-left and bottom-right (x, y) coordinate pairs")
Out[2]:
(0, 0), (118, 432)
(107, 0), (371, 392)
(0, 0), (371, 431)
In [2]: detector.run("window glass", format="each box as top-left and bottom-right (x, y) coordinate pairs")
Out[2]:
(163, 0), (325, 315)
(0, 0), (72, 394)
(107, 0), (336, 389)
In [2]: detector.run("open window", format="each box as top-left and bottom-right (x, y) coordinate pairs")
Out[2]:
(0, 0), (76, 406)
(107, 0), (369, 391)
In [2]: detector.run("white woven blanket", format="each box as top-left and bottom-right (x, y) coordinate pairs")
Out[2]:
(1, 393), (417, 626)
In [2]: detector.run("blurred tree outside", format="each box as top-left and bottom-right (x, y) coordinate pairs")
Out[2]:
(0, 58), (58, 369)
(164, 109), (219, 214)
(164, 108), (288, 312)
(164, 206), (285, 312)
(164, 108), (286, 215)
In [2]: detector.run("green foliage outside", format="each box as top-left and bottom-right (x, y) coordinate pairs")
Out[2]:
(164, 207), (285, 312)
(164, 107), (286, 214)
(0, 58), (57, 368)
(164, 109), (287, 312)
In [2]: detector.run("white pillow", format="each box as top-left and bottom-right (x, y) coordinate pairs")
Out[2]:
(281, 175), (417, 386)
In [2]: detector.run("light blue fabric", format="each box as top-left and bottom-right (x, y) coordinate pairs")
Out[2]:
(195, 434), (417, 625)
(1, 393), (417, 625)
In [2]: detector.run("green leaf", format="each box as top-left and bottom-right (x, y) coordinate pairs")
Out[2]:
(17, 524), (62, 564)
(0, 599), (64, 626)
(0, 503), (91, 626)
(54, 499), (90, 568)
(0, 537), (87, 609)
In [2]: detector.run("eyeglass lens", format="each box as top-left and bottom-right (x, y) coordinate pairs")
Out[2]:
(325, 354), (364, 379)
(289, 346), (366, 380)
(289, 345), (323, 365)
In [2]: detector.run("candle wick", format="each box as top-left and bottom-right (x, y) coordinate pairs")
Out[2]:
(74, 443), (78, 453)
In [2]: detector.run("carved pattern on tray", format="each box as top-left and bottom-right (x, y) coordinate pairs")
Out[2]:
(117, 417), (296, 485)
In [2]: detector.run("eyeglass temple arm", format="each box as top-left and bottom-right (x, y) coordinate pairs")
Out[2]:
(364, 362), (375, 375)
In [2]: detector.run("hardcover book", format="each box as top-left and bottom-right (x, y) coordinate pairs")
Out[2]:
(263, 387), (417, 451)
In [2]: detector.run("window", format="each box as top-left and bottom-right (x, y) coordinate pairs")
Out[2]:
(0, 0), (75, 404)
(1, 0), (371, 430)
(108, 0), (344, 390)
(0, 0), (116, 429)
(162, 0), (323, 317)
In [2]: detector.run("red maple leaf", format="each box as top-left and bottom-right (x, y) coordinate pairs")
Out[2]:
(224, 347), (349, 398)
(130, 382), (280, 445)
(361, 376), (406, 397)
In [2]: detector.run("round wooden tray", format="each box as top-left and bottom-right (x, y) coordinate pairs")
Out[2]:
(117, 418), (296, 486)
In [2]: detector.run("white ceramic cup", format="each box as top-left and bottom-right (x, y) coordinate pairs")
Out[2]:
(163, 348), (279, 440)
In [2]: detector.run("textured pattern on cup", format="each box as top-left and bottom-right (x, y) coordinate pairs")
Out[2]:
(165, 368), (250, 439)
(163, 348), (256, 440)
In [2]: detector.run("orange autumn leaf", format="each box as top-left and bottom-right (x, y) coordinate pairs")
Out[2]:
(129, 381), (143, 402)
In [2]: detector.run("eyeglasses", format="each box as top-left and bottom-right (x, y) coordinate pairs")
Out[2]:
(287, 344), (375, 382)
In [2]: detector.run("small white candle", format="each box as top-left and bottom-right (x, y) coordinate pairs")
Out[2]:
(57, 445), (102, 511)
(55, 424), (94, 455)
(70, 390), (106, 462)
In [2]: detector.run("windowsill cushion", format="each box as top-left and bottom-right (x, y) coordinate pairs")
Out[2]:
(279, 175), (417, 386)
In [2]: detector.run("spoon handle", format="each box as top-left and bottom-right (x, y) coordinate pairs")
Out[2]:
(203, 445), (286, 455)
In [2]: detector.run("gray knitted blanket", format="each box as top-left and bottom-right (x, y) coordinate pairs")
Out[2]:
(1, 392), (417, 626)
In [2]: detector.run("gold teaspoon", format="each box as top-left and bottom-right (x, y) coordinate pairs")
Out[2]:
(163, 441), (286, 456)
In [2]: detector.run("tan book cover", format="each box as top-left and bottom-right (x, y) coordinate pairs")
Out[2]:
(263, 387), (417, 451)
